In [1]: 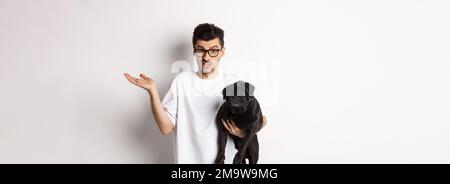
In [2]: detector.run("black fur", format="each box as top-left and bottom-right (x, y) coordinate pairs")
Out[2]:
(215, 81), (263, 164)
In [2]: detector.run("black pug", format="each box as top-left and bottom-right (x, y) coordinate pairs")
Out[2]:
(215, 81), (263, 164)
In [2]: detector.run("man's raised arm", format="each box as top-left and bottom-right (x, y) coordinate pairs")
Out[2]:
(124, 73), (174, 135)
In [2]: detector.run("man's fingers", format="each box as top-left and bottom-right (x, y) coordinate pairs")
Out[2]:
(140, 73), (149, 79)
(227, 122), (236, 132)
(123, 73), (131, 80)
(124, 73), (138, 85)
(221, 119), (232, 132)
(230, 120), (238, 129)
(261, 116), (267, 127)
(227, 119), (237, 132)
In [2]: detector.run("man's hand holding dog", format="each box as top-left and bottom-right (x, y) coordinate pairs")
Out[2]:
(221, 116), (267, 138)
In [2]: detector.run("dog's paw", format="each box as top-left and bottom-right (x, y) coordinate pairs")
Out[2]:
(232, 157), (243, 164)
(215, 156), (225, 164)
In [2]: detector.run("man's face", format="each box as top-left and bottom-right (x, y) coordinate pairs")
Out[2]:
(193, 38), (225, 75)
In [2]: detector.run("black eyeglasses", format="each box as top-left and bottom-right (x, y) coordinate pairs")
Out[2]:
(193, 48), (222, 57)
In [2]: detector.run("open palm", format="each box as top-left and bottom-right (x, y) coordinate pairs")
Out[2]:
(123, 73), (155, 91)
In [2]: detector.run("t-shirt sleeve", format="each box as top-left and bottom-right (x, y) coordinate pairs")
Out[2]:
(161, 79), (178, 127)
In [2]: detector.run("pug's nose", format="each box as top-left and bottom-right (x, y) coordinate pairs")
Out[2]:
(231, 103), (240, 107)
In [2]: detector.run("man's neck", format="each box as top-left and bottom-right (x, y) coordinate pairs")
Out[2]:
(196, 70), (219, 80)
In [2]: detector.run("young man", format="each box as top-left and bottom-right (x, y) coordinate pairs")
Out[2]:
(124, 23), (266, 164)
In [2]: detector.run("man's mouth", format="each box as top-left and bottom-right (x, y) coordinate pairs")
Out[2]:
(202, 61), (212, 70)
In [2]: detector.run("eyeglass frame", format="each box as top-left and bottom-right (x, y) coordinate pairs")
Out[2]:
(193, 47), (224, 57)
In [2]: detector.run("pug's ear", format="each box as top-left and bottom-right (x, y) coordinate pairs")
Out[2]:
(223, 83), (237, 99)
(245, 82), (255, 97)
(222, 88), (227, 100)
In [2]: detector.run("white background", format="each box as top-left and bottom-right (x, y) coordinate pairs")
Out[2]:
(1, 0), (449, 163)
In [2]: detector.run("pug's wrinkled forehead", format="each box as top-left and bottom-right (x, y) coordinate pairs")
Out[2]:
(223, 81), (255, 97)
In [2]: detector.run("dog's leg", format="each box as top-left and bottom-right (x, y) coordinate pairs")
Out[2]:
(215, 131), (228, 164)
(233, 131), (256, 164)
(247, 135), (259, 164)
(244, 147), (251, 164)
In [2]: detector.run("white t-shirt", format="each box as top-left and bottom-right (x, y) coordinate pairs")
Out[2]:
(161, 70), (239, 164)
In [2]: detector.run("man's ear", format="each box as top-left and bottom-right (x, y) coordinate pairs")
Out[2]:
(220, 47), (226, 57)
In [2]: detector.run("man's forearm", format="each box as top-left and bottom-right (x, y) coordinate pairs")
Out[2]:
(147, 88), (174, 135)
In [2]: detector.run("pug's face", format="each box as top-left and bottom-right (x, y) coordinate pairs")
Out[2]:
(222, 81), (255, 115)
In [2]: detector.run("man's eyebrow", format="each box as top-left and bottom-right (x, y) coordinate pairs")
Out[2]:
(195, 45), (220, 49)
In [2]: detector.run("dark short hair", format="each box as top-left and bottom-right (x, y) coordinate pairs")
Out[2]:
(192, 23), (224, 48)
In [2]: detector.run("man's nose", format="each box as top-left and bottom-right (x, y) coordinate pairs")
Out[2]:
(202, 53), (212, 61)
